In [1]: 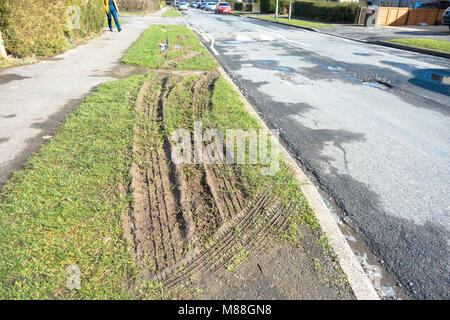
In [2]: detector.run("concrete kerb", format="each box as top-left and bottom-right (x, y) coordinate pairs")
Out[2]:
(186, 18), (380, 300)
(375, 40), (450, 59)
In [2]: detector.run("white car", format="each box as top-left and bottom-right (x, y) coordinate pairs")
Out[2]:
(205, 2), (216, 11)
(443, 6), (450, 30)
(178, 2), (189, 10)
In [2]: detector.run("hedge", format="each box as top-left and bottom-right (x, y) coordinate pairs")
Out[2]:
(234, 2), (244, 11)
(116, 0), (161, 12)
(293, 1), (359, 23)
(0, 0), (104, 58)
(261, 0), (291, 14)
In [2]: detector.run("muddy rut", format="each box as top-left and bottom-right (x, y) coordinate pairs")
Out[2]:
(122, 71), (293, 289)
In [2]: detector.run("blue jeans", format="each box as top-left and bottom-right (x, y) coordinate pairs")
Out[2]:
(107, 6), (120, 31)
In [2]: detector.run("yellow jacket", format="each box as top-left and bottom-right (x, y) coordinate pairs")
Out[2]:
(103, 0), (119, 14)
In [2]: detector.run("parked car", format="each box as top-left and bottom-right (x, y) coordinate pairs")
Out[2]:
(205, 2), (217, 11)
(215, 2), (231, 14)
(178, 2), (189, 10)
(443, 7), (450, 29)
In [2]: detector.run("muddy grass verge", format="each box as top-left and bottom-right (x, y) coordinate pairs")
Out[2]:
(120, 70), (354, 298)
(0, 24), (354, 299)
(121, 24), (217, 70)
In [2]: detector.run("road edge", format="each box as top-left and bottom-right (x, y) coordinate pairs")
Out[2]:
(216, 65), (380, 300)
(185, 16), (380, 300)
(245, 16), (450, 59)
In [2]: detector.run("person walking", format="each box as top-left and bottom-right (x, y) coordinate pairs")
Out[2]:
(103, 0), (122, 32)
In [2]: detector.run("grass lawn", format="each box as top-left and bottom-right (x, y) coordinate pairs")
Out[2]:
(162, 9), (182, 17)
(387, 38), (450, 53)
(0, 74), (169, 299)
(231, 11), (256, 15)
(121, 24), (217, 70)
(0, 24), (322, 299)
(254, 16), (334, 28)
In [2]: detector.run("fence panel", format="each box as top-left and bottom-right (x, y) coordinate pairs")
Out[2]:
(377, 7), (443, 26)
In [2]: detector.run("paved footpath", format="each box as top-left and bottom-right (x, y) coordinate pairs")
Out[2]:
(316, 25), (450, 42)
(0, 9), (181, 188)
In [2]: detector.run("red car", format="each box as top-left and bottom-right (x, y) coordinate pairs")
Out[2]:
(215, 2), (231, 14)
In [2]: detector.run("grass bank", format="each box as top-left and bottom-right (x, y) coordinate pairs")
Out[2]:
(162, 9), (182, 17)
(387, 38), (450, 54)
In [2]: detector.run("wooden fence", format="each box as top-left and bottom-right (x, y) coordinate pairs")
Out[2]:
(377, 7), (446, 26)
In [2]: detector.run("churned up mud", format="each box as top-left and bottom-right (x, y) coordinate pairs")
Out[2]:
(121, 71), (355, 299)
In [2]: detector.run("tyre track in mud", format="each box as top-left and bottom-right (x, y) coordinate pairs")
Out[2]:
(124, 71), (295, 290)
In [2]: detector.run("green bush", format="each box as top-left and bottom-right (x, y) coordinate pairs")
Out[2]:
(261, 0), (290, 14)
(260, 0), (277, 13)
(293, 1), (359, 23)
(0, 0), (104, 58)
(234, 2), (244, 11)
(116, 0), (160, 12)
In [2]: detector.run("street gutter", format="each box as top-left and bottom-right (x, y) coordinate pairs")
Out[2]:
(245, 16), (450, 59)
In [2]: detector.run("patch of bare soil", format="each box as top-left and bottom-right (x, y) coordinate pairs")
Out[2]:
(199, 222), (356, 300)
(121, 71), (355, 299)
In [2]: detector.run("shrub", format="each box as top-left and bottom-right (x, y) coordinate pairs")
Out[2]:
(0, 0), (104, 58)
(116, 0), (160, 12)
(293, 1), (359, 23)
(261, 0), (291, 14)
(234, 2), (244, 11)
(260, 0), (277, 13)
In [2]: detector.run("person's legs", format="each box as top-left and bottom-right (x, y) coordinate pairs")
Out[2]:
(107, 12), (113, 31)
(109, 6), (121, 31)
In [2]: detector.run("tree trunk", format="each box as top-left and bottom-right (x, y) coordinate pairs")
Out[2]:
(0, 27), (7, 59)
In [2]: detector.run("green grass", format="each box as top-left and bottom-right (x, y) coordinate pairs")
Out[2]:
(205, 76), (320, 230)
(121, 24), (217, 70)
(162, 9), (182, 17)
(387, 38), (450, 53)
(0, 74), (170, 299)
(0, 24), (321, 298)
(231, 11), (256, 15)
(226, 245), (248, 271)
(103, 18), (126, 28)
(254, 16), (334, 28)
(0, 57), (38, 70)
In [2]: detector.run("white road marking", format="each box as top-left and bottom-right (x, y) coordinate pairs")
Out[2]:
(191, 26), (220, 56)
(272, 32), (311, 47)
(236, 34), (252, 42)
(259, 33), (275, 41)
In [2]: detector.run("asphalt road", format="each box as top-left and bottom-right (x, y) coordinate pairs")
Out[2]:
(183, 9), (450, 299)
